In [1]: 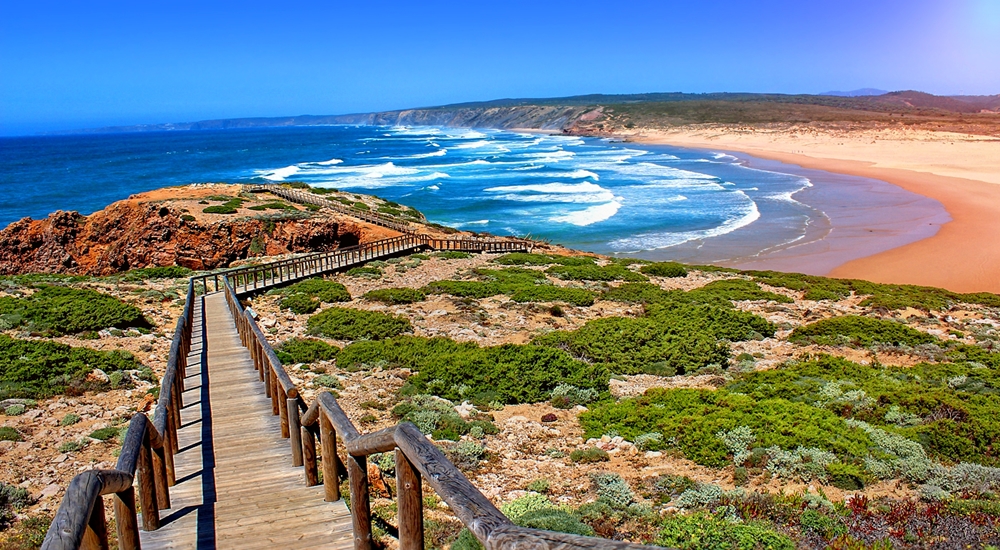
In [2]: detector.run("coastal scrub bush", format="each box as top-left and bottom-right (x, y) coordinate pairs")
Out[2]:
(89, 427), (119, 441)
(579, 388), (872, 468)
(346, 266), (382, 278)
(452, 493), (591, 550)
(0, 286), (148, 335)
(656, 511), (795, 550)
(727, 354), (1000, 466)
(533, 297), (773, 375)
(789, 315), (938, 347)
(307, 307), (411, 341)
(275, 337), (339, 364)
(640, 262), (688, 278)
(748, 270), (1000, 309)
(391, 394), (496, 441)
(492, 253), (595, 266)
(591, 472), (635, 508)
(0, 427), (22, 442)
(422, 280), (496, 299)
(273, 279), (351, 303)
(570, 447), (610, 463)
(60, 413), (81, 427)
(363, 287), (426, 304)
(279, 293), (322, 314)
(247, 201), (296, 211)
(0, 334), (144, 399)
(340, 336), (608, 404)
(509, 286), (595, 306)
(4, 404), (25, 416)
(202, 198), (243, 214)
(0, 482), (32, 530)
(432, 251), (471, 260)
(312, 375), (341, 389)
(691, 279), (793, 303)
(545, 264), (647, 282)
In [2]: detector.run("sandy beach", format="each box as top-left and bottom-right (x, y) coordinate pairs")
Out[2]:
(626, 126), (1000, 293)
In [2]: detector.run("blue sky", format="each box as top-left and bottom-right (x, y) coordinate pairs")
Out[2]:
(1, 0), (998, 135)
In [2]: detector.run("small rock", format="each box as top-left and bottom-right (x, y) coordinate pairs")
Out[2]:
(540, 413), (557, 423)
(87, 369), (110, 384)
(40, 484), (61, 498)
(52, 454), (68, 463)
(645, 451), (662, 458)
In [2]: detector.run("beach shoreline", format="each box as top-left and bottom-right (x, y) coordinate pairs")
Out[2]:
(621, 127), (1000, 293)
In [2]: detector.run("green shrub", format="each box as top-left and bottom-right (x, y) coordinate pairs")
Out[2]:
(307, 307), (411, 341)
(0, 286), (148, 335)
(692, 279), (793, 303)
(640, 262), (688, 278)
(119, 266), (192, 281)
(391, 394), (497, 441)
(748, 270), (1000, 310)
(89, 427), (119, 441)
(526, 479), (551, 493)
(0, 482), (32, 530)
(406, 344), (608, 405)
(202, 198), (243, 214)
(346, 266), (382, 278)
(247, 201), (296, 211)
(789, 315), (939, 347)
(4, 404), (26, 416)
(493, 253), (595, 266)
(313, 375), (341, 389)
(570, 447), (610, 463)
(509, 286), (595, 306)
(60, 413), (81, 426)
(363, 287), (426, 304)
(516, 508), (593, 536)
(275, 337), (339, 364)
(0, 335), (144, 399)
(591, 472), (635, 508)
(727, 354), (1000, 466)
(279, 293), (321, 314)
(800, 509), (848, 539)
(826, 461), (866, 490)
(0, 427), (22, 442)
(58, 440), (86, 453)
(580, 388), (873, 468)
(657, 511), (795, 550)
(545, 264), (646, 282)
(433, 251), (472, 260)
(422, 280), (497, 298)
(341, 336), (608, 404)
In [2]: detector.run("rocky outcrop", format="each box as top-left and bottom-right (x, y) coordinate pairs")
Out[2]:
(0, 198), (373, 276)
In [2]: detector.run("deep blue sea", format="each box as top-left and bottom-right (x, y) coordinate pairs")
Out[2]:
(0, 125), (945, 267)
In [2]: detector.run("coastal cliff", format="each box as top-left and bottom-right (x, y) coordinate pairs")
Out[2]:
(0, 186), (379, 276)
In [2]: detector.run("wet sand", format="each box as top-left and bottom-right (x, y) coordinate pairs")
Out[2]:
(629, 128), (1000, 293)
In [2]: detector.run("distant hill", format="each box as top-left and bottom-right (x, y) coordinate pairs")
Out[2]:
(60, 90), (1000, 136)
(821, 88), (888, 97)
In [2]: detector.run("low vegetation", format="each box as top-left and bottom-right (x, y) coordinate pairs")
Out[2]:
(275, 337), (339, 364)
(307, 307), (412, 341)
(789, 315), (939, 347)
(269, 278), (351, 314)
(0, 285), (148, 335)
(363, 287), (426, 304)
(0, 335), (143, 398)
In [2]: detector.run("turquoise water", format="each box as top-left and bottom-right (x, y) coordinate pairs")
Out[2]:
(0, 125), (936, 265)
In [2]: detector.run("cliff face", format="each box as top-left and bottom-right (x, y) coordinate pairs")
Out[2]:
(0, 200), (369, 276)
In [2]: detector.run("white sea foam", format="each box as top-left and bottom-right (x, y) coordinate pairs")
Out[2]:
(453, 140), (491, 149)
(261, 165), (300, 181)
(609, 196), (761, 251)
(313, 158), (343, 166)
(550, 200), (622, 226)
(485, 182), (616, 204)
(453, 219), (490, 227)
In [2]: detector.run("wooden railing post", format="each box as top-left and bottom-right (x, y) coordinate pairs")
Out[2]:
(395, 448), (424, 550)
(151, 445), (169, 510)
(348, 453), (373, 550)
(83, 495), (109, 550)
(320, 412), (340, 502)
(302, 427), (319, 486)
(113, 487), (141, 550)
(279, 388), (289, 437)
(137, 432), (159, 531)
(289, 399), (303, 466)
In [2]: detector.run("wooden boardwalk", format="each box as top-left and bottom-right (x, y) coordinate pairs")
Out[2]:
(140, 293), (354, 549)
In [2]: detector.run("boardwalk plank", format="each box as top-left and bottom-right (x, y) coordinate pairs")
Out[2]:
(140, 293), (352, 550)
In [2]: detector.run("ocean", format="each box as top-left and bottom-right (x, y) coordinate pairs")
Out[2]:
(0, 125), (944, 268)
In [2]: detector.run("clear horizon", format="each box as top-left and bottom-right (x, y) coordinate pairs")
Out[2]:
(2, 0), (999, 136)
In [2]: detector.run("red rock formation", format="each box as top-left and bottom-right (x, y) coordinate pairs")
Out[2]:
(0, 197), (383, 275)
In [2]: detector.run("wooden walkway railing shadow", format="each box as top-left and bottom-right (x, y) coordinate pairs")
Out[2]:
(41, 189), (660, 550)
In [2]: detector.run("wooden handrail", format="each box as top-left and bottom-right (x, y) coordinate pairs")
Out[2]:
(41, 207), (597, 550)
